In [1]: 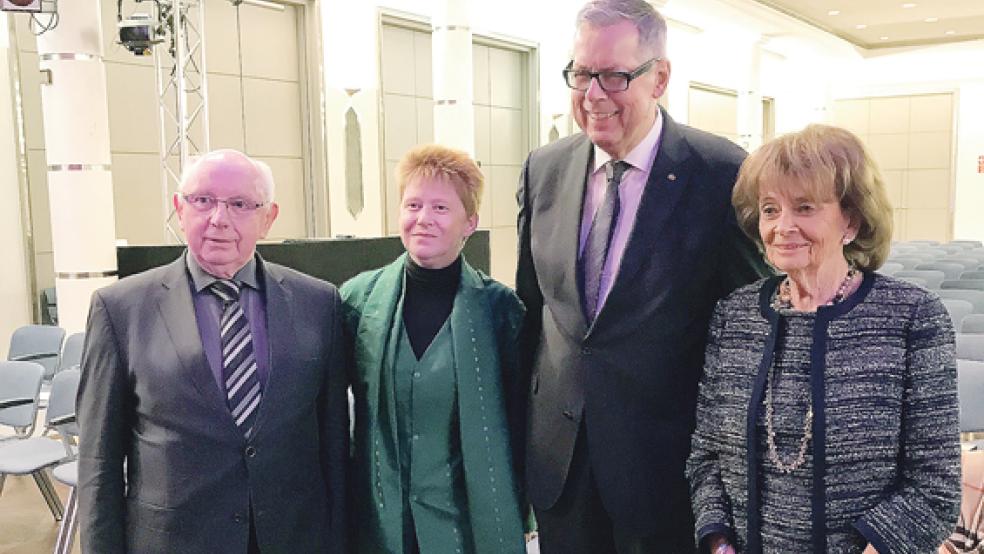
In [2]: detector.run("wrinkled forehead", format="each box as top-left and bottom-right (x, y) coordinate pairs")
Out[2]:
(756, 170), (838, 205)
(572, 21), (646, 68)
(184, 156), (264, 200)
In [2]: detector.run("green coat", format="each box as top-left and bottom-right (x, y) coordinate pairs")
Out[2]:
(341, 254), (526, 554)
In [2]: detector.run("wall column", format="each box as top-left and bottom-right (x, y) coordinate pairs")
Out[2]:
(0, 16), (34, 357)
(953, 84), (984, 241)
(432, 0), (474, 155)
(737, 39), (764, 152)
(36, 0), (117, 333)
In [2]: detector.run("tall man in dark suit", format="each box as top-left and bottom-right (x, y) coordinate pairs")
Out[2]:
(77, 149), (348, 553)
(516, 1), (770, 552)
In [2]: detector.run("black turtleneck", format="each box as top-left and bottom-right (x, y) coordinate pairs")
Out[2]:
(403, 256), (461, 359)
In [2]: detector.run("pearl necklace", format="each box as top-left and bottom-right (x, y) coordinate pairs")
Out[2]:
(765, 268), (857, 473)
(772, 268), (858, 312)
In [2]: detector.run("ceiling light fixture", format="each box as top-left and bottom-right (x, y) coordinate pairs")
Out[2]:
(924, 17), (939, 23)
(880, 36), (889, 40)
(828, 10), (840, 16)
(945, 30), (956, 35)
(855, 24), (867, 29)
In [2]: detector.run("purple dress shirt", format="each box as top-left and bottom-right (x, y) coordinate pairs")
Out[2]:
(186, 252), (271, 393)
(578, 112), (664, 314)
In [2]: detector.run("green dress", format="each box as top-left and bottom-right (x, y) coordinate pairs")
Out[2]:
(341, 254), (526, 554)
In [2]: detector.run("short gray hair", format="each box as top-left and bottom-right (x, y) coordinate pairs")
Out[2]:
(576, 0), (668, 59)
(179, 149), (276, 203)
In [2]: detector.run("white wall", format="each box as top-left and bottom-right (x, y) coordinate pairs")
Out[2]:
(318, 0), (862, 238)
(0, 14), (36, 357)
(320, 0), (582, 238)
(953, 84), (984, 241)
(832, 39), (984, 241)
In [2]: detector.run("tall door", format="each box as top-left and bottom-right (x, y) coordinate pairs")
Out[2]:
(688, 83), (739, 145)
(472, 41), (531, 286)
(379, 21), (434, 235)
(379, 22), (534, 285)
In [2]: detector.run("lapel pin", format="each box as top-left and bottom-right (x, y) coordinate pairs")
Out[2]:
(667, 173), (677, 181)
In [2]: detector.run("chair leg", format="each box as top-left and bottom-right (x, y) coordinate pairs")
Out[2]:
(32, 470), (64, 521)
(0, 473), (5, 495)
(53, 486), (77, 554)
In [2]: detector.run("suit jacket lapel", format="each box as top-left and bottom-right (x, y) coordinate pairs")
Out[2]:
(157, 257), (235, 426)
(602, 110), (692, 308)
(557, 137), (593, 338)
(251, 258), (295, 438)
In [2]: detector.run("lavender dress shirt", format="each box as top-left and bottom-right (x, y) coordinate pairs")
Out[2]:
(578, 112), (664, 314)
(186, 252), (271, 393)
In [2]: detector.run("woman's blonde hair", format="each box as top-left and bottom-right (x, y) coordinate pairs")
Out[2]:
(397, 144), (484, 218)
(732, 124), (894, 271)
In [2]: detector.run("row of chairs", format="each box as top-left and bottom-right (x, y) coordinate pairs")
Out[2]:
(0, 361), (79, 554)
(959, 360), (984, 446)
(8, 325), (83, 382)
(2, 325), (84, 553)
(884, 241), (984, 334)
(909, 247), (984, 447)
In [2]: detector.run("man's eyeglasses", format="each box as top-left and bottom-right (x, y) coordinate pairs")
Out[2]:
(563, 58), (659, 93)
(182, 194), (266, 216)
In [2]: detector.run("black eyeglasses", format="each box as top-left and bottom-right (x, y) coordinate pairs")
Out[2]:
(563, 58), (659, 93)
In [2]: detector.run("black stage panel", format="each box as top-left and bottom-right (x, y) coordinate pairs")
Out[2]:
(117, 231), (491, 285)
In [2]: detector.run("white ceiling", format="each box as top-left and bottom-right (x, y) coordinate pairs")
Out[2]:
(748, 0), (984, 49)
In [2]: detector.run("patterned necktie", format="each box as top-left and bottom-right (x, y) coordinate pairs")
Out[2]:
(210, 280), (261, 435)
(582, 160), (630, 320)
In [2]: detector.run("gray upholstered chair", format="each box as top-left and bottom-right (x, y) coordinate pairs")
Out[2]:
(895, 270), (945, 289)
(51, 460), (78, 554)
(0, 361), (44, 442)
(58, 332), (84, 372)
(914, 262), (965, 281)
(878, 262), (904, 276)
(948, 240), (983, 249)
(943, 279), (984, 292)
(957, 334), (984, 363)
(938, 290), (984, 314)
(887, 256), (932, 270)
(0, 368), (80, 521)
(963, 315), (984, 335)
(7, 325), (65, 381)
(943, 299), (973, 332)
(957, 360), (984, 449)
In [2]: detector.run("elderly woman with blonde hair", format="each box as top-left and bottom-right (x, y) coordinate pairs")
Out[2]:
(687, 124), (961, 553)
(341, 144), (527, 553)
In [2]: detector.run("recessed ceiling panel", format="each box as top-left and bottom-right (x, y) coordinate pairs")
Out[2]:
(750, 0), (984, 49)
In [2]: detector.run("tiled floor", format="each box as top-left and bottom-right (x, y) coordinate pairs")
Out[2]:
(0, 472), (79, 554)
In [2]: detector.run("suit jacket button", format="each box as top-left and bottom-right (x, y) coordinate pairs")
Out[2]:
(581, 346), (591, 355)
(233, 513), (244, 524)
(562, 410), (575, 420)
(245, 446), (257, 458)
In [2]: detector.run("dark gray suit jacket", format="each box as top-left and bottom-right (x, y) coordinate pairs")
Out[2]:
(516, 109), (770, 539)
(77, 254), (348, 553)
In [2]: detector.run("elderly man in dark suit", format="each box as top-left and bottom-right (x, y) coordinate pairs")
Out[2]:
(77, 149), (348, 553)
(516, 1), (770, 552)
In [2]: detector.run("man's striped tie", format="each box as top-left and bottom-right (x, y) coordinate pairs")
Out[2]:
(210, 279), (261, 436)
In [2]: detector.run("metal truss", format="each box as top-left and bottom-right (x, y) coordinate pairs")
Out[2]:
(154, 0), (210, 241)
